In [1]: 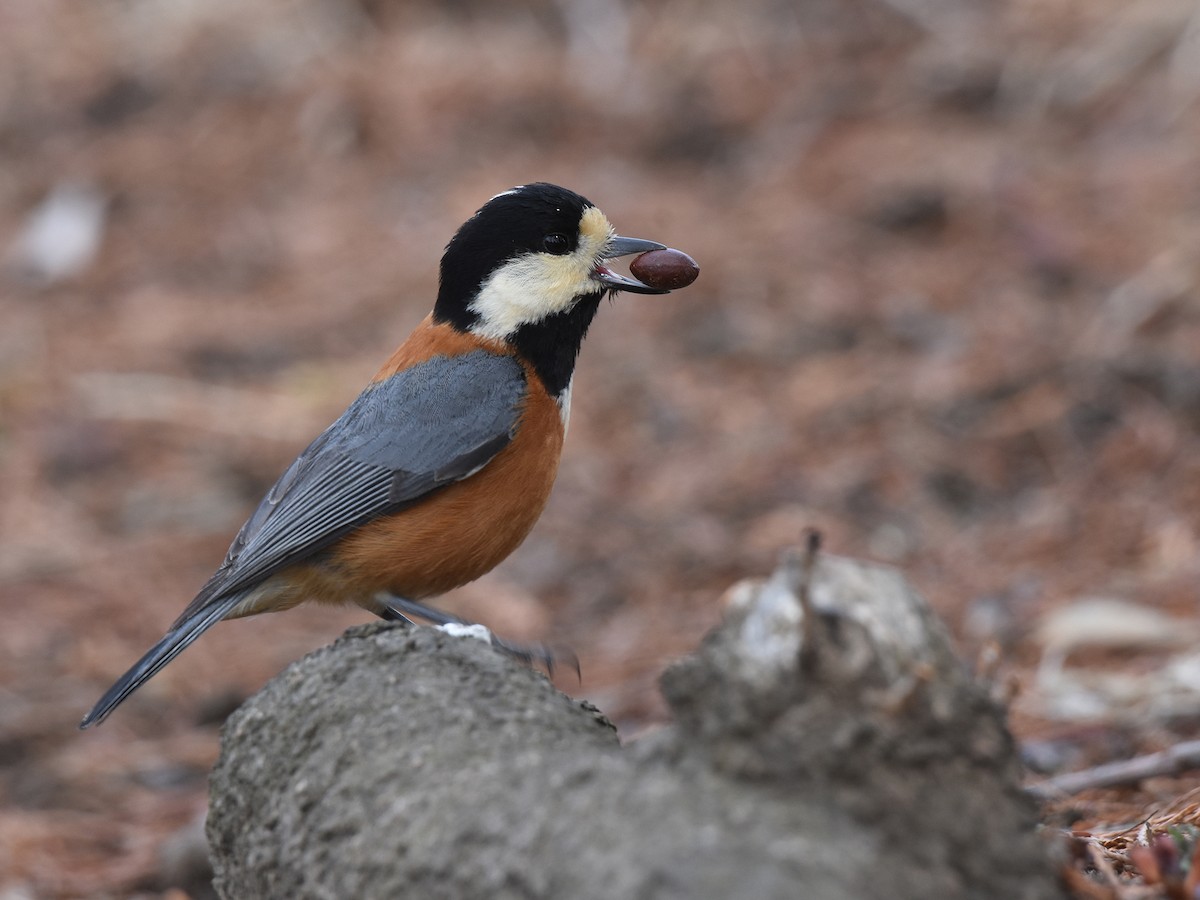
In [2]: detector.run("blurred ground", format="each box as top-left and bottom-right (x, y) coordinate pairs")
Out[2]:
(3, 0), (1200, 896)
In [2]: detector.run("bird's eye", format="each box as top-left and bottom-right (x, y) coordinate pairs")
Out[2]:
(542, 233), (570, 255)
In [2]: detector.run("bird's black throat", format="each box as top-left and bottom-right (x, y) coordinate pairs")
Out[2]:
(509, 292), (604, 398)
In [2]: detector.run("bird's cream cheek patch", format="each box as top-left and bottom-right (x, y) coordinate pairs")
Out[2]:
(468, 206), (614, 341)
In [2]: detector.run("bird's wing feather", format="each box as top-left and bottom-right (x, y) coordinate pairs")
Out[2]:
(82, 352), (526, 729)
(174, 350), (527, 625)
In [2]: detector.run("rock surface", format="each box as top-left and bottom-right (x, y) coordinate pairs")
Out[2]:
(207, 552), (1061, 900)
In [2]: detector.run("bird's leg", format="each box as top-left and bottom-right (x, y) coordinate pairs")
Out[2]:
(375, 605), (419, 627)
(379, 594), (467, 628)
(377, 593), (577, 678)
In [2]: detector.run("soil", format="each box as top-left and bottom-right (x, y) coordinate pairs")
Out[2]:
(2, 1), (1199, 896)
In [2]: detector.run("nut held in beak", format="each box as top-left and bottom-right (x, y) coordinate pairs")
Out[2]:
(630, 248), (700, 291)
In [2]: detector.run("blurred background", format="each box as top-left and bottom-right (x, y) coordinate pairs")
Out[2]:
(4, 0), (1200, 895)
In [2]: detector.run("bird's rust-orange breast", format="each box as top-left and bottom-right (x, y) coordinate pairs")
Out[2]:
(310, 316), (565, 602)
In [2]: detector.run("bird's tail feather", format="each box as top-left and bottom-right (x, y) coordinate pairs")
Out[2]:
(79, 594), (245, 729)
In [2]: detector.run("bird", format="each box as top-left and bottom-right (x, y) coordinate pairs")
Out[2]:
(80, 182), (684, 728)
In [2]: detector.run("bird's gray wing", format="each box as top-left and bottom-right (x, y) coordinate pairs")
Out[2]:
(176, 350), (527, 623)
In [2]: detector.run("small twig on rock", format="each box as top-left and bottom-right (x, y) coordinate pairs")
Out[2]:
(1028, 738), (1200, 800)
(797, 529), (823, 673)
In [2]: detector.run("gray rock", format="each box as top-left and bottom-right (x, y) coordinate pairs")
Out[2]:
(208, 551), (1061, 900)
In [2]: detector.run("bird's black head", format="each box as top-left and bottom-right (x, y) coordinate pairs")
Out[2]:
(432, 183), (666, 397)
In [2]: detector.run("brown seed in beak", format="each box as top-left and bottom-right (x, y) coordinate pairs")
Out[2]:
(630, 248), (700, 291)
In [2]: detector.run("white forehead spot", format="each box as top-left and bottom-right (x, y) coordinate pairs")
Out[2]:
(488, 186), (524, 203)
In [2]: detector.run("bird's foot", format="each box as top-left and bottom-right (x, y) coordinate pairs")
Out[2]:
(375, 593), (579, 679)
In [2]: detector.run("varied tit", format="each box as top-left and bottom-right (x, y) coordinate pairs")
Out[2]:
(81, 182), (694, 728)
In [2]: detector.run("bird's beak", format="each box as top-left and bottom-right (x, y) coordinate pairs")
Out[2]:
(592, 235), (669, 295)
